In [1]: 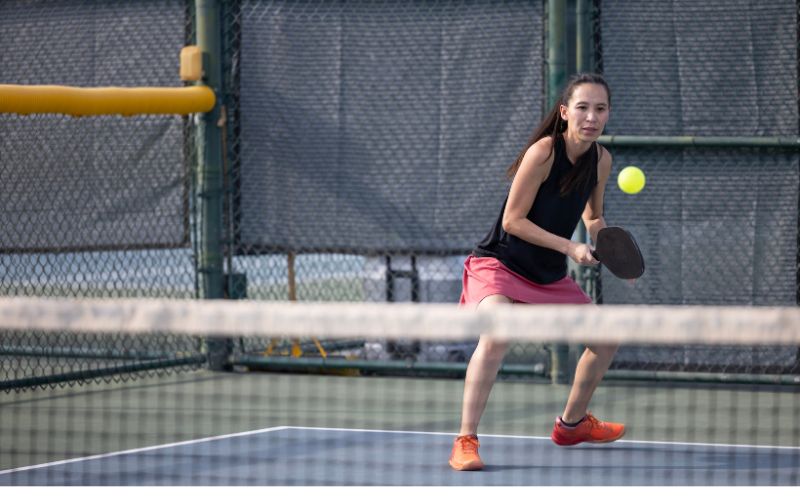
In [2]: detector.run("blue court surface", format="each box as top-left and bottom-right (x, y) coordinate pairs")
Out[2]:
(2, 426), (798, 486)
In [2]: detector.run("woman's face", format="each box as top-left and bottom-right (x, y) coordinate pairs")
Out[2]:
(560, 83), (610, 142)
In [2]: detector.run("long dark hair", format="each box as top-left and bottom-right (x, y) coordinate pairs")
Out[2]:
(507, 73), (611, 196)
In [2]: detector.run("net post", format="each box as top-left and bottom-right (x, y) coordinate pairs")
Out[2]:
(196, 0), (230, 370)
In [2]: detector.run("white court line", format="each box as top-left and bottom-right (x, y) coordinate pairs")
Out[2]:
(3, 424), (799, 477)
(0, 425), (290, 476)
(283, 425), (800, 451)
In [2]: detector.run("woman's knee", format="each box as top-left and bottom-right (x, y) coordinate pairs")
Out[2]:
(475, 336), (510, 361)
(472, 294), (513, 360)
(587, 343), (619, 359)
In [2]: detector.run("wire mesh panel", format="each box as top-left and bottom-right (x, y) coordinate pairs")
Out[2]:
(602, 147), (798, 307)
(0, 0), (192, 254)
(0, 0), (202, 388)
(594, 0), (800, 375)
(599, 0), (797, 137)
(223, 0), (549, 365)
(234, 0), (544, 255)
(601, 146), (800, 375)
(597, 0), (800, 298)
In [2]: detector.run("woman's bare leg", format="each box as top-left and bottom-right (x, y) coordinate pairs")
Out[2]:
(458, 294), (513, 436)
(560, 344), (618, 423)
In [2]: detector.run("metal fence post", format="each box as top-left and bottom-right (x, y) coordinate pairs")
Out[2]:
(195, 0), (229, 369)
(547, 0), (572, 384)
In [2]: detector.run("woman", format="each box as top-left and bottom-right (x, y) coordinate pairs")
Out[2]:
(449, 73), (624, 471)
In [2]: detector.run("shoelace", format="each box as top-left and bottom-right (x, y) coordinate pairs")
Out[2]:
(585, 413), (604, 429)
(457, 435), (479, 453)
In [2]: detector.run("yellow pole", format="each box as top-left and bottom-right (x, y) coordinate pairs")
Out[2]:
(0, 84), (215, 116)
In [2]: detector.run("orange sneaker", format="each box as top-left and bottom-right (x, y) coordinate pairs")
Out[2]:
(449, 434), (484, 471)
(550, 413), (625, 446)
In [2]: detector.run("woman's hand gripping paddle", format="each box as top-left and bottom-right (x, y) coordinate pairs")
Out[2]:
(591, 227), (645, 280)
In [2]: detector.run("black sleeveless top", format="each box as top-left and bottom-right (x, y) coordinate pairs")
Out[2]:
(473, 135), (598, 284)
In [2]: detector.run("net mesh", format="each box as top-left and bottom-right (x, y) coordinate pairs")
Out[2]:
(0, 297), (798, 486)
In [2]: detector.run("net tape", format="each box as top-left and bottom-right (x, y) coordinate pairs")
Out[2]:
(1, 297), (798, 346)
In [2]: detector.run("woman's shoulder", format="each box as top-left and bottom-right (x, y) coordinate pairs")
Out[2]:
(524, 136), (557, 164)
(533, 135), (555, 150)
(515, 136), (557, 178)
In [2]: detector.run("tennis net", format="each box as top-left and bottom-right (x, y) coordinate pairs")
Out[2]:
(1, 297), (799, 486)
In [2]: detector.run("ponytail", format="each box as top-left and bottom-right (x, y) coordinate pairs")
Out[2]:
(505, 101), (566, 178)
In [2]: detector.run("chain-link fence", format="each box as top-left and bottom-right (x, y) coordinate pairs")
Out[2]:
(221, 0), (550, 370)
(596, 0), (800, 376)
(0, 0), (205, 389)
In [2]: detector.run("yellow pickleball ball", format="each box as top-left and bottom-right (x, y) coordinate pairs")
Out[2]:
(618, 166), (646, 194)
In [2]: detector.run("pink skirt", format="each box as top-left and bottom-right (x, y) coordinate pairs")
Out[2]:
(459, 255), (592, 306)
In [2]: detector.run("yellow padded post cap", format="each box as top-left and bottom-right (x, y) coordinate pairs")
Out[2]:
(180, 46), (203, 82)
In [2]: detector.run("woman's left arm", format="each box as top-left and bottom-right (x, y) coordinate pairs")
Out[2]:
(582, 146), (613, 244)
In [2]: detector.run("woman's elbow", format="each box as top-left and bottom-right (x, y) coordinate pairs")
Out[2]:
(501, 217), (517, 234)
(584, 215), (604, 228)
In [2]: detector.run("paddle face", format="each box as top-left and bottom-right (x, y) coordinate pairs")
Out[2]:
(590, 227), (645, 279)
